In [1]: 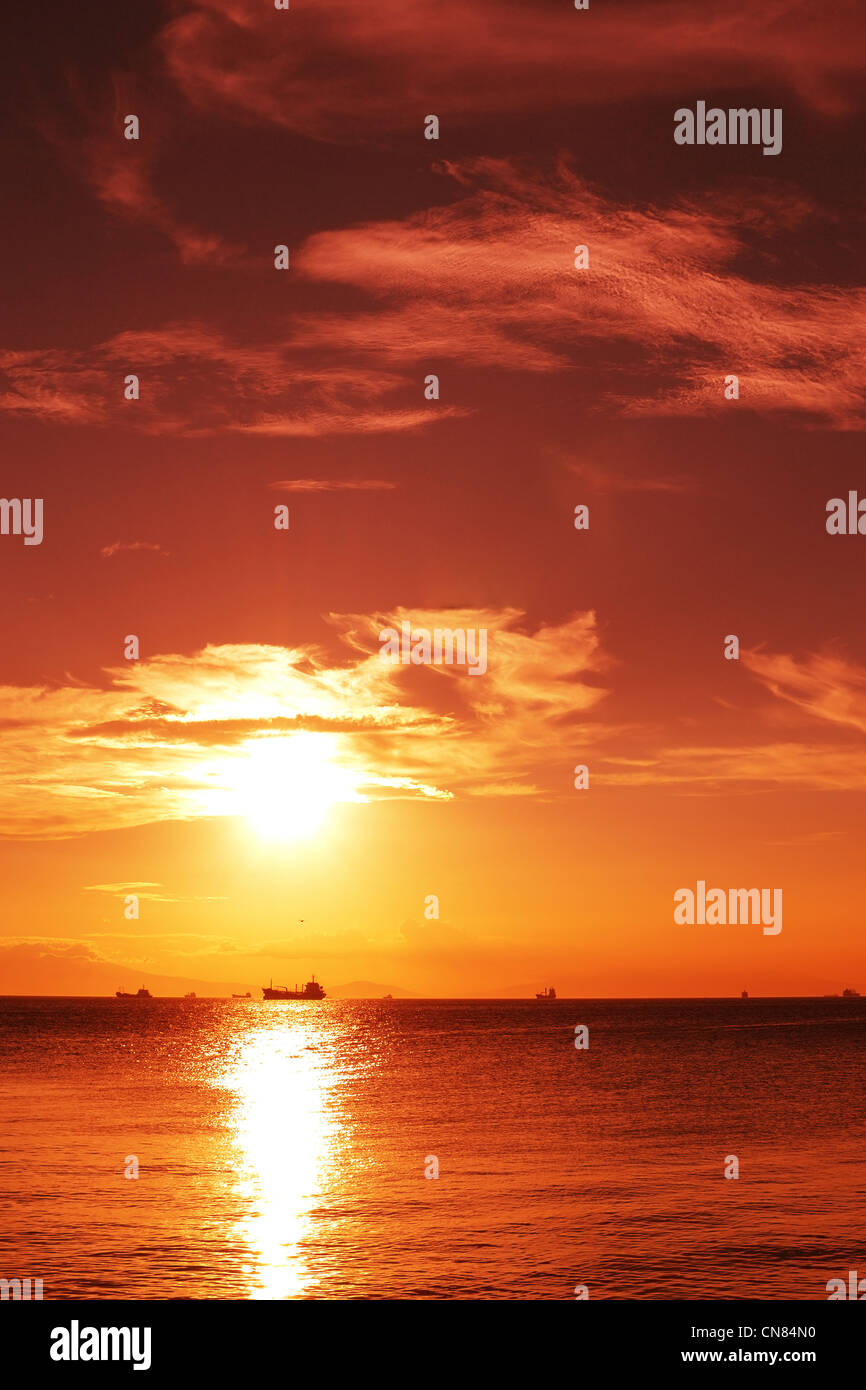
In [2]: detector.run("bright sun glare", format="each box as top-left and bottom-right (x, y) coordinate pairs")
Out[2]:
(231, 734), (363, 841)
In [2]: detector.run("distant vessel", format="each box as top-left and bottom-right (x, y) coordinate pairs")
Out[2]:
(184, 992), (196, 999)
(232, 992), (251, 998)
(741, 990), (749, 999)
(262, 975), (325, 1000)
(383, 993), (393, 1000)
(536, 987), (556, 1000)
(116, 987), (151, 999)
(842, 987), (861, 998)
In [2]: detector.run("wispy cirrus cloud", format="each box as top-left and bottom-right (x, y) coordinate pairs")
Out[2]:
(268, 479), (397, 494)
(83, 882), (226, 903)
(601, 743), (866, 793)
(44, 73), (242, 266)
(100, 541), (169, 559)
(161, 0), (864, 144)
(292, 159), (866, 428)
(567, 461), (695, 494)
(0, 324), (463, 436)
(600, 646), (866, 793)
(86, 142), (239, 267)
(742, 648), (866, 734)
(8, 162), (861, 432)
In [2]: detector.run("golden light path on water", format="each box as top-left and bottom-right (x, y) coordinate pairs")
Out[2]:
(219, 1009), (339, 1299)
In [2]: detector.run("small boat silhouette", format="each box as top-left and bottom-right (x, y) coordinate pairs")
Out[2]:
(535, 986), (556, 1000)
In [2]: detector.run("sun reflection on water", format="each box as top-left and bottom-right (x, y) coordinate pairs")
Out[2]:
(222, 1010), (338, 1299)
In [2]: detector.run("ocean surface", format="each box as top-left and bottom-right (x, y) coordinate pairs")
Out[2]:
(1, 996), (864, 1301)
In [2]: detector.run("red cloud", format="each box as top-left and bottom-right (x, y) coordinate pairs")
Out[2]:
(161, 0), (863, 142)
(291, 159), (866, 428)
(268, 480), (397, 493)
(6, 161), (863, 430)
(0, 325), (463, 436)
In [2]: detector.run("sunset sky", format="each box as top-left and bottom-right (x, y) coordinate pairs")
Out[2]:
(1, 0), (865, 996)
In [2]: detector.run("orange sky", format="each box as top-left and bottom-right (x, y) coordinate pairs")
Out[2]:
(1, 0), (865, 996)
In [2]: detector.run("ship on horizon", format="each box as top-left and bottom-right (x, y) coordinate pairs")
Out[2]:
(262, 974), (326, 1000)
(116, 987), (152, 999)
(536, 986), (556, 1000)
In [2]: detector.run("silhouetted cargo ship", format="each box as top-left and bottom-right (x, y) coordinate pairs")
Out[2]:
(262, 975), (325, 1000)
(536, 986), (556, 1000)
(115, 987), (152, 999)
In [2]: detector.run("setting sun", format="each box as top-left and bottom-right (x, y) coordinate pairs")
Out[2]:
(229, 734), (365, 841)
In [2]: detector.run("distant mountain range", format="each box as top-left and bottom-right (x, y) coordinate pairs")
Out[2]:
(0, 942), (414, 998)
(326, 980), (415, 998)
